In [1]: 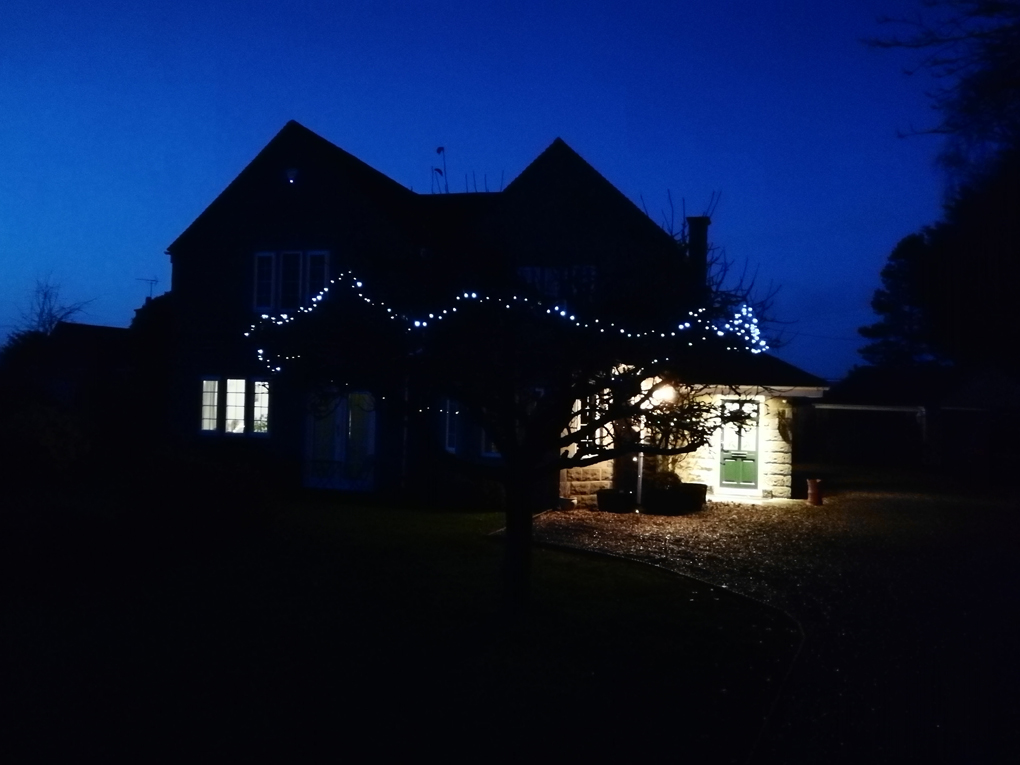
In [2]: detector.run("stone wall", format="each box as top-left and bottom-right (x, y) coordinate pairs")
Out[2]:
(559, 463), (614, 510)
(676, 396), (793, 498)
(560, 395), (796, 505)
(759, 399), (793, 498)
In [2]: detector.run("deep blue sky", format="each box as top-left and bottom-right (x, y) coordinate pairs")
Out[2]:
(1, 0), (945, 380)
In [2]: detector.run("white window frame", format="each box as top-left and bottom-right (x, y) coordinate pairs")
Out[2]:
(253, 380), (271, 434)
(201, 379), (219, 431)
(225, 378), (247, 434)
(199, 377), (271, 436)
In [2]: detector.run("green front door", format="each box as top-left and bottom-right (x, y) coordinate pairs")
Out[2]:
(720, 401), (759, 489)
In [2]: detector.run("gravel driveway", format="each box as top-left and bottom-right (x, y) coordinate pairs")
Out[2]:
(533, 489), (1020, 764)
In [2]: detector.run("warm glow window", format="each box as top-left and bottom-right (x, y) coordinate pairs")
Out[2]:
(200, 378), (270, 435)
(201, 380), (219, 431)
(253, 381), (270, 433)
(226, 379), (246, 434)
(253, 250), (329, 313)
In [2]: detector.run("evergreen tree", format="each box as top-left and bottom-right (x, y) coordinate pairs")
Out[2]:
(858, 232), (943, 367)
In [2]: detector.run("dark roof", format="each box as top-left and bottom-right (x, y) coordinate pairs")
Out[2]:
(165, 123), (827, 388)
(49, 321), (131, 365)
(168, 121), (415, 255)
(677, 347), (828, 389)
(501, 137), (678, 264)
(824, 365), (957, 406)
(505, 137), (651, 226)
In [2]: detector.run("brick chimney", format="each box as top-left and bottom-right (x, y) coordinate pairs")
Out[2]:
(686, 215), (710, 291)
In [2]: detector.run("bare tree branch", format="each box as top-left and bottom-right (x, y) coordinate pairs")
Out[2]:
(17, 278), (92, 336)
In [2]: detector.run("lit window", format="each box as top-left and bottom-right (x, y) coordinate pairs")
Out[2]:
(200, 377), (270, 435)
(226, 379), (246, 434)
(253, 381), (270, 434)
(201, 380), (219, 431)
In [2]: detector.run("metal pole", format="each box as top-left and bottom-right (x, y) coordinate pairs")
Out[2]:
(636, 418), (645, 506)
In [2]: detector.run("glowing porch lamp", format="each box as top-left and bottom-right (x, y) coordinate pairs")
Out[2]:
(635, 381), (677, 507)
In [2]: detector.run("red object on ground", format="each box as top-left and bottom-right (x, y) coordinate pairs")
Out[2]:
(807, 478), (823, 506)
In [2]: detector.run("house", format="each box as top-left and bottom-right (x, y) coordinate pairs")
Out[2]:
(164, 121), (825, 504)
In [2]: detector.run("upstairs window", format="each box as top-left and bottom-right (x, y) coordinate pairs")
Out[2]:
(279, 252), (303, 310)
(254, 250), (329, 313)
(254, 254), (274, 312)
(307, 252), (328, 299)
(517, 265), (596, 305)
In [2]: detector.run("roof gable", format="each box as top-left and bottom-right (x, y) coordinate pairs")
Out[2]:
(499, 138), (678, 269)
(168, 121), (415, 255)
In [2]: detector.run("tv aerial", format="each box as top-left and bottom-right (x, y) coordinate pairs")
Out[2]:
(137, 276), (159, 298)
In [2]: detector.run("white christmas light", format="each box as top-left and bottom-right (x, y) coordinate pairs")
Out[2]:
(247, 269), (768, 372)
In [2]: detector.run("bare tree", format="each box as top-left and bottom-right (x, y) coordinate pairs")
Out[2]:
(254, 280), (763, 607)
(17, 278), (92, 336)
(647, 190), (785, 346)
(868, 0), (1020, 175)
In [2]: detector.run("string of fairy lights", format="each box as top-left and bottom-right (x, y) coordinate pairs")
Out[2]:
(245, 270), (767, 373)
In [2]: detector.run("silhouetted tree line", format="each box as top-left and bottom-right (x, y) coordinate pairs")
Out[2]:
(0, 288), (180, 498)
(861, 1), (1020, 375)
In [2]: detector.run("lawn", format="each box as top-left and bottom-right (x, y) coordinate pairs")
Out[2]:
(1, 488), (799, 761)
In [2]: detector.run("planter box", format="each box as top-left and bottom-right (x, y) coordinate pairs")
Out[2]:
(642, 483), (708, 515)
(596, 489), (636, 513)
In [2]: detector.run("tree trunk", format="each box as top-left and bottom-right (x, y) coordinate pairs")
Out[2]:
(501, 465), (542, 613)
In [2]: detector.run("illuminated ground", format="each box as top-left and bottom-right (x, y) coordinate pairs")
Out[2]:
(534, 477), (1020, 763)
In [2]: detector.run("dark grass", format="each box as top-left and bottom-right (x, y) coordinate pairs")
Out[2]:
(0, 486), (799, 761)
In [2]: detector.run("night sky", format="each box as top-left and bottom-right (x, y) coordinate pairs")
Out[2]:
(1, 0), (946, 380)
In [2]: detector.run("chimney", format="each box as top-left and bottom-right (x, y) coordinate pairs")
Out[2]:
(686, 215), (710, 291)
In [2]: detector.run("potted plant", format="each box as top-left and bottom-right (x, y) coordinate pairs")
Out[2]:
(642, 470), (707, 515)
(596, 488), (636, 513)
